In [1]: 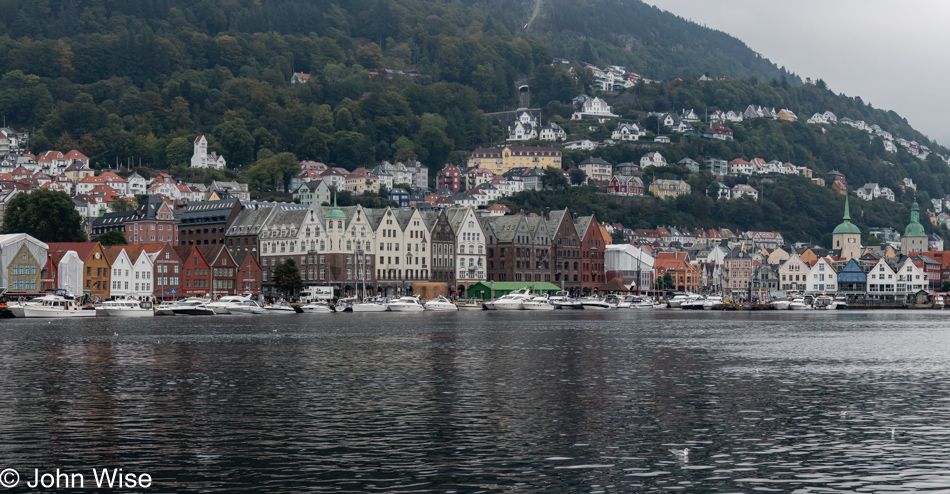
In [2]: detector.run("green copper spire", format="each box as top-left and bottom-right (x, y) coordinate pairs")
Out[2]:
(904, 200), (925, 237)
(326, 191), (346, 219)
(833, 195), (860, 235)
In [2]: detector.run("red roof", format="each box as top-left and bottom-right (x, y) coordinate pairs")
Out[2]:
(64, 150), (88, 160)
(486, 204), (510, 211)
(46, 242), (101, 262)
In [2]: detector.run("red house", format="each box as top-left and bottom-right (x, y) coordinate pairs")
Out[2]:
(607, 175), (644, 196)
(142, 242), (183, 299)
(575, 214), (605, 294)
(201, 245), (238, 297)
(437, 164), (462, 192)
(175, 245), (211, 297)
(233, 251), (262, 295)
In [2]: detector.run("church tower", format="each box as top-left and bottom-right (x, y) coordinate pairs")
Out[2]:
(832, 195), (862, 260)
(900, 200), (928, 255)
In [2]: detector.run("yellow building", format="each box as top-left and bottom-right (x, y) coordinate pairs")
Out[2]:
(467, 146), (561, 175)
(649, 179), (691, 198)
(344, 167), (379, 195)
(776, 109), (798, 122)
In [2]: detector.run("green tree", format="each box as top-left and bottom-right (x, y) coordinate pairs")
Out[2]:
(97, 229), (128, 246)
(273, 259), (303, 295)
(2, 190), (85, 242)
(942, 280), (950, 293)
(541, 166), (568, 189)
(165, 137), (193, 167)
(111, 198), (135, 211)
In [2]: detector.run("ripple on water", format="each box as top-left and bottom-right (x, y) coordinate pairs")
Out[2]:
(0, 310), (949, 491)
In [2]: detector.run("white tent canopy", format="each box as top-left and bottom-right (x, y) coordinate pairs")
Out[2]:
(57, 250), (84, 298)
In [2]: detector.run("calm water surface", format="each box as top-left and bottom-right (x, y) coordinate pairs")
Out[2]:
(1, 310), (950, 492)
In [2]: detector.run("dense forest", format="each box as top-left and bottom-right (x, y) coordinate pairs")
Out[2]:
(0, 0), (946, 245)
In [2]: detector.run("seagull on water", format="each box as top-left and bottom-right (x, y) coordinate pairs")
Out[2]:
(840, 411), (849, 418)
(670, 448), (689, 458)
(890, 428), (905, 438)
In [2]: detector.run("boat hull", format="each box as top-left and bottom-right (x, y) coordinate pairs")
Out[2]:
(388, 305), (424, 312)
(23, 307), (96, 318)
(171, 308), (215, 316)
(351, 304), (388, 312)
(490, 301), (524, 310)
(424, 304), (459, 311)
(100, 309), (154, 317)
(522, 303), (555, 310)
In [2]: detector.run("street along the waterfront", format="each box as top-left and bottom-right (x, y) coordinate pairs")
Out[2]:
(1, 310), (948, 492)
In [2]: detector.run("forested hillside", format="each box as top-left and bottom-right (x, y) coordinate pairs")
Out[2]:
(0, 0), (946, 244)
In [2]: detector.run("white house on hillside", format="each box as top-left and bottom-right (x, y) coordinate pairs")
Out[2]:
(640, 151), (667, 168)
(191, 135), (227, 170)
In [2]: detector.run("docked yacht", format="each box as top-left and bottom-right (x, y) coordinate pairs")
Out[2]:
(264, 302), (297, 314)
(579, 295), (617, 310)
(815, 295), (848, 310)
(789, 297), (812, 310)
(681, 296), (706, 310)
(424, 296), (459, 311)
(549, 292), (583, 310)
(387, 296), (425, 312)
(667, 293), (693, 308)
(622, 295), (654, 309)
(522, 294), (556, 310)
(8, 294), (55, 318)
(206, 294), (252, 314)
(351, 300), (389, 312)
(97, 299), (154, 317)
(170, 298), (215, 316)
(300, 301), (335, 313)
(483, 289), (532, 310)
(702, 296), (724, 310)
(22, 294), (96, 318)
(228, 300), (267, 315)
(771, 298), (791, 310)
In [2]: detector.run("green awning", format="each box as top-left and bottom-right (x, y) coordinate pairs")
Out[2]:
(466, 281), (564, 300)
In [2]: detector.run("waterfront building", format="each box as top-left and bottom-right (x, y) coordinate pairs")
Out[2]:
(576, 215), (605, 294)
(832, 196), (862, 260)
(424, 210), (456, 288)
(174, 245), (212, 297)
(259, 206), (311, 293)
(47, 242), (111, 300)
(179, 198), (243, 247)
(447, 207), (487, 294)
(547, 208), (583, 292)
(723, 247), (754, 296)
(901, 200), (928, 255)
(804, 257), (837, 295)
(0, 233), (47, 296)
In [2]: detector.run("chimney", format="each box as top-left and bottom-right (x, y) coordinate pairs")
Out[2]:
(544, 207), (550, 219)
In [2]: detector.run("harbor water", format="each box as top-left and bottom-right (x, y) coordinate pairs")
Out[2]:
(1, 310), (949, 492)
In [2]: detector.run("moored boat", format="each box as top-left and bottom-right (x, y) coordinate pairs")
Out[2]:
(264, 302), (297, 314)
(521, 294), (555, 310)
(702, 296), (724, 310)
(789, 297), (812, 310)
(228, 300), (267, 315)
(206, 294), (253, 314)
(97, 299), (154, 317)
(170, 298), (215, 316)
(771, 298), (791, 310)
(623, 295), (654, 309)
(681, 296), (706, 310)
(300, 301), (335, 313)
(579, 296), (616, 310)
(549, 292), (583, 309)
(22, 294), (96, 318)
(484, 289), (531, 310)
(424, 296), (459, 311)
(387, 296), (425, 312)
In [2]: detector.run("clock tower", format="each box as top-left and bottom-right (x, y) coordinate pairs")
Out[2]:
(832, 196), (862, 260)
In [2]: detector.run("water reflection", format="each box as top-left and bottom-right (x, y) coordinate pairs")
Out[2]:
(0, 310), (949, 491)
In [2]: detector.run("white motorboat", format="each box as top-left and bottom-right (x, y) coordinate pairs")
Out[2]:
(387, 296), (425, 312)
(424, 296), (459, 311)
(300, 301), (335, 313)
(549, 292), (583, 309)
(680, 296), (706, 310)
(170, 298), (215, 316)
(21, 294), (96, 318)
(623, 295), (654, 309)
(8, 294), (54, 318)
(483, 289), (531, 310)
(454, 299), (484, 310)
(206, 294), (252, 314)
(702, 296), (724, 310)
(579, 296), (616, 310)
(667, 293), (691, 308)
(521, 295), (555, 310)
(351, 301), (389, 312)
(612, 294), (632, 309)
(789, 297), (812, 310)
(935, 295), (945, 310)
(771, 298), (791, 310)
(264, 302), (297, 314)
(97, 299), (154, 317)
(228, 300), (267, 315)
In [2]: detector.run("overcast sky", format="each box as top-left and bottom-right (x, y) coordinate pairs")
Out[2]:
(642, 0), (950, 147)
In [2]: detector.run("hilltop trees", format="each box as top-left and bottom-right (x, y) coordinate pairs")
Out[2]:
(2, 190), (85, 242)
